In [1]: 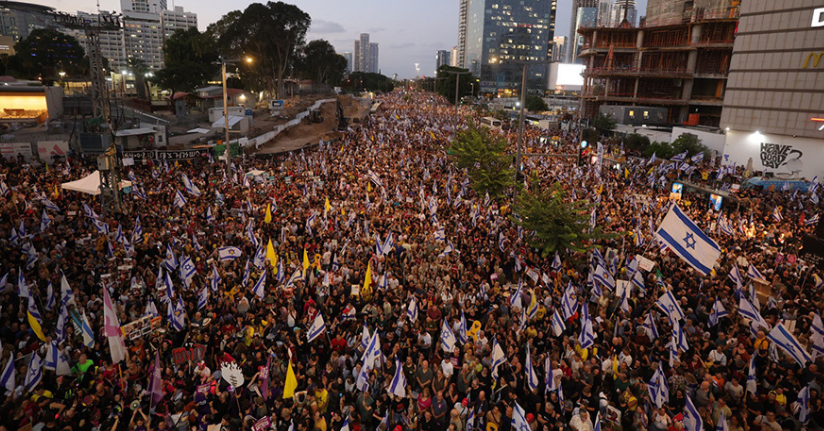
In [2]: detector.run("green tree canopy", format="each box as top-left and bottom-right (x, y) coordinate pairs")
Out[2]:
(512, 180), (617, 256)
(295, 40), (346, 85)
(524, 95), (548, 112)
(590, 113), (616, 132)
(643, 133), (710, 159)
(153, 27), (219, 111)
(435, 65), (477, 105)
(7, 29), (86, 81)
(208, 2), (310, 97)
(447, 123), (515, 199)
(342, 72), (394, 93)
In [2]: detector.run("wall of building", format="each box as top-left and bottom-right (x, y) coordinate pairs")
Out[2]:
(724, 129), (824, 180)
(720, 1), (824, 140)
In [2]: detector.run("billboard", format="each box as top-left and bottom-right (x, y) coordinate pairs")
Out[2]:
(37, 140), (69, 165)
(549, 63), (585, 92)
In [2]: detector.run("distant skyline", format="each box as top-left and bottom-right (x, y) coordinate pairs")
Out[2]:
(25, 0), (647, 79)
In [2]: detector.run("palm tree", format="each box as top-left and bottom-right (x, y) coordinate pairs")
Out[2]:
(127, 58), (150, 100)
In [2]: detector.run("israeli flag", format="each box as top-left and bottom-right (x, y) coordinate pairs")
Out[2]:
(242, 260), (251, 287)
(458, 312), (468, 344)
(440, 319), (458, 352)
(360, 323), (371, 350)
(181, 174), (201, 196)
(811, 313), (824, 359)
(805, 213), (820, 226)
(434, 226), (445, 242)
(511, 402), (531, 431)
(709, 299), (728, 327)
(746, 355), (757, 394)
(643, 313), (659, 341)
(682, 395), (703, 431)
(747, 264), (767, 283)
(593, 264), (615, 291)
(672, 319), (689, 352)
(491, 338), (506, 381)
(438, 242), (455, 258)
(690, 152), (704, 164)
(406, 298), (418, 322)
(24, 352), (43, 392)
(550, 310), (566, 337)
(767, 323), (811, 366)
(738, 295), (769, 331)
(578, 302), (595, 349)
(510, 280), (523, 309)
(728, 264), (743, 290)
(217, 246), (242, 261)
(656, 290), (685, 322)
(173, 190), (187, 208)
(252, 272), (267, 299)
(179, 255), (196, 287)
(799, 385), (811, 424)
(772, 207), (783, 221)
(545, 356), (556, 393)
(1, 356), (14, 395)
(41, 198), (60, 212)
(631, 269), (645, 293)
(655, 204), (721, 275)
(307, 313), (326, 343)
(649, 365), (669, 408)
(524, 344), (539, 392)
(562, 283), (578, 320)
(45, 282), (56, 311)
(80, 311), (95, 347)
(145, 299), (159, 318)
(670, 150), (688, 162)
(388, 359), (407, 398)
(164, 245), (178, 271)
(197, 286), (209, 310)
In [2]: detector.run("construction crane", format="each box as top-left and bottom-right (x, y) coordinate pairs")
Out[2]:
(51, 11), (124, 214)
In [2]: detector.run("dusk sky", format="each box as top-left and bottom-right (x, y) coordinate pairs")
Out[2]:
(29, 0), (648, 79)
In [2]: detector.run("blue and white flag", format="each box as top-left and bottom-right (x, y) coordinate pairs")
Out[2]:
(767, 323), (811, 366)
(41, 198), (60, 212)
(164, 245), (178, 271)
(551, 253), (562, 271)
(458, 312), (468, 344)
(197, 286), (209, 310)
(407, 298), (418, 322)
(545, 356), (556, 393)
(798, 385), (811, 424)
(359, 323), (371, 350)
(594, 412), (602, 431)
(438, 242), (455, 258)
(511, 402), (531, 431)
(491, 338), (506, 381)
(683, 395), (703, 431)
(181, 174), (201, 196)
(80, 311), (95, 347)
(747, 355), (757, 394)
(648, 364), (668, 408)
(252, 272), (267, 300)
(643, 312), (659, 341)
(709, 299), (728, 327)
(173, 190), (187, 208)
(24, 352), (43, 392)
(44, 282), (56, 312)
(579, 302), (595, 349)
(738, 295), (769, 331)
(772, 207), (783, 221)
(242, 260), (251, 287)
(811, 313), (824, 359)
(1, 356), (14, 394)
(655, 204), (721, 275)
(593, 264), (615, 292)
(656, 290), (685, 322)
(40, 209), (51, 231)
(218, 246), (242, 261)
(524, 344), (539, 392)
(672, 319), (689, 352)
(434, 226), (445, 242)
(562, 283), (578, 320)
(690, 152), (704, 164)
(729, 264), (744, 290)
(307, 313), (326, 343)
(179, 255), (196, 287)
(551, 310), (566, 337)
(441, 318), (458, 352)
(670, 151), (688, 162)
(805, 213), (820, 226)
(747, 264), (767, 283)
(388, 358), (407, 398)
(171, 298), (187, 331)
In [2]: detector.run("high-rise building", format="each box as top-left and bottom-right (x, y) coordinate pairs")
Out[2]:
(463, 0), (556, 96)
(69, 11), (127, 70)
(551, 36), (566, 62)
(120, 6), (196, 70)
(456, 0), (469, 68)
(436, 50), (451, 69)
(120, 0), (166, 14)
(342, 52), (353, 73)
(597, 0), (612, 27)
(450, 46), (459, 67)
(609, 0), (637, 26)
(353, 33), (379, 74)
(645, 0), (738, 26)
(568, 0), (598, 63)
(0, 1), (61, 42)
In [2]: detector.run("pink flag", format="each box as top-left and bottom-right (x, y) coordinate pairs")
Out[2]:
(102, 287), (127, 364)
(261, 355), (271, 400)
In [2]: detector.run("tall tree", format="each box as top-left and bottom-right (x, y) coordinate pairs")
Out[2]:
(435, 65), (476, 104)
(511, 180), (617, 256)
(295, 40), (346, 85)
(127, 58), (150, 100)
(208, 2), (310, 98)
(7, 29), (86, 81)
(152, 27), (219, 112)
(447, 123), (515, 199)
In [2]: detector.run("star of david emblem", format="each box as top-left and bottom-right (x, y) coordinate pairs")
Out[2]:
(185, 264), (193, 271)
(683, 233), (696, 249)
(229, 250), (236, 255)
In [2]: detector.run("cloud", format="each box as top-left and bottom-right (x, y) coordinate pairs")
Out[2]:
(388, 42), (415, 50)
(310, 20), (345, 34)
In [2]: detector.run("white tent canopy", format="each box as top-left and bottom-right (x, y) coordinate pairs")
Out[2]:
(61, 171), (133, 196)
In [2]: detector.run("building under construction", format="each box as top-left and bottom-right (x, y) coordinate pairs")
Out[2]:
(577, 0), (740, 127)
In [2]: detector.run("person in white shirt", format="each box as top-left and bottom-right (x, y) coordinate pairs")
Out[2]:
(570, 410), (593, 431)
(708, 345), (727, 366)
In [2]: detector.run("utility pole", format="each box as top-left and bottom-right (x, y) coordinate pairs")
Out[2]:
(444, 70), (471, 117)
(215, 56), (253, 174)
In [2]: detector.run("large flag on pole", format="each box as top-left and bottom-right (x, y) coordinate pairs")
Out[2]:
(307, 313), (326, 343)
(655, 204), (721, 275)
(767, 323), (811, 366)
(102, 287), (128, 364)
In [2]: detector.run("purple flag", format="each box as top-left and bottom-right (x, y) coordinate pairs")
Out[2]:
(147, 351), (163, 408)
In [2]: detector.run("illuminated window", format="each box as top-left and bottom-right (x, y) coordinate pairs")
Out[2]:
(643, 111), (649, 119)
(629, 110), (635, 118)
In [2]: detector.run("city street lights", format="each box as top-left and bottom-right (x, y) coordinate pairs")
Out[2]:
(216, 55), (253, 172)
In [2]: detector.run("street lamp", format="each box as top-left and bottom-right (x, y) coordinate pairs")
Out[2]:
(444, 69), (471, 117)
(216, 55), (253, 172)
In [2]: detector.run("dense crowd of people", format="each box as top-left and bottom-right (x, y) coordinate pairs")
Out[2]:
(0, 91), (823, 431)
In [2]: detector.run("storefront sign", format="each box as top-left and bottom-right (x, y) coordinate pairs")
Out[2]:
(123, 148), (211, 161)
(812, 8), (824, 27)
(803, 52), (823, 68)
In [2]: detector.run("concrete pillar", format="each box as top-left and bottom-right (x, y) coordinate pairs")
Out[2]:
(691, 23), (702, 44)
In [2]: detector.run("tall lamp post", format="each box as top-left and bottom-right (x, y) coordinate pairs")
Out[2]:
(216, 55), (253, 172)
(444, 69), (471, 117)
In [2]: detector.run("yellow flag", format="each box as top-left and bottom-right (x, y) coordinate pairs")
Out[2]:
(624, 167), (630, 178)
(325, 198), (331, 214)
(45, 163), (50, 173)
(53, 185), (59, 199)
(264, 204), (272, 224)
(430, 132), (436, 140)
(266, 239), (277, 270)
(367, 182), (372, 193)
(28, 311), (46, 341)
(283, 361), (298, 399)
(303, 249), (310, 274)
(362, 262), (373, 299)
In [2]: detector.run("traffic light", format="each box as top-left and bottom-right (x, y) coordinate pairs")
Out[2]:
(577, 140), (589, 166)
